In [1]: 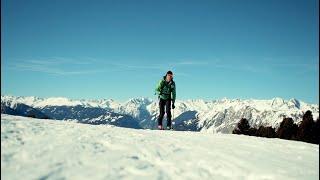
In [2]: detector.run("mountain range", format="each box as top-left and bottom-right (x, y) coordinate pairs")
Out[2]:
(1, 95), (319, 133)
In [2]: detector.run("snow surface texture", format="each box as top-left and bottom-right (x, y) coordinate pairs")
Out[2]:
(1, 114), (319, 180)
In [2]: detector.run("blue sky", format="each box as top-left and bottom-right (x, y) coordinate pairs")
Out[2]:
(1, 0), (319, 104)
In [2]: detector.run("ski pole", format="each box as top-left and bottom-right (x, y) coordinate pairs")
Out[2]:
(172, 108), (174, 129)
(152, 118), (155, 130)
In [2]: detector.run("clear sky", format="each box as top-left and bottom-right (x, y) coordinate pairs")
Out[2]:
(1, 0), (319, 104)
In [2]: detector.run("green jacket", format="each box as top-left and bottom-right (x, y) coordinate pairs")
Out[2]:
(154, 76), (176, 103)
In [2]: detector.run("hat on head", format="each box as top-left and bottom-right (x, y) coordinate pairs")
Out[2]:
(166, 71), (173, 75)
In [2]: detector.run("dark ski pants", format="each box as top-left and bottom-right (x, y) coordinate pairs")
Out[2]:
(158, 98), (172, 127)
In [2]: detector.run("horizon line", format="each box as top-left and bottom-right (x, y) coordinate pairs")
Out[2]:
(1, 94), (319, 105)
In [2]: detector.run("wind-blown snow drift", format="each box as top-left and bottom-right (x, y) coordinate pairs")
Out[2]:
(1, 114), (319, 180)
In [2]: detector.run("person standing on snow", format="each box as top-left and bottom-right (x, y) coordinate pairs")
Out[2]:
(154, 71), (176, 130)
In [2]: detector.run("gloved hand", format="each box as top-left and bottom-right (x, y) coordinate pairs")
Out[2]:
(159, 94), (164, 100)
(172, 104), (175, 109)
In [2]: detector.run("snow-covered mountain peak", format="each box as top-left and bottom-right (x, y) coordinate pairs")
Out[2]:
(289, 98), (302, 108)
(270, 97), (286, 108)
(126, 97), (153, 105)
(179, 99), (211, 112)
(34, 97), (83, 108)
(118, 98), (154, 112)
(184, 99), (207, 104)
(102, 98), (121, 109)
(1, 95), (120, 109)
(106, 98), (115, 102)
(1, 95), (43, 108)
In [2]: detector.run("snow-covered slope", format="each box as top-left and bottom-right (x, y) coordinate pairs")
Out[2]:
(1, 102), (49, 118)
(1, 114), (319, 180)
(39, 105), (142, 129)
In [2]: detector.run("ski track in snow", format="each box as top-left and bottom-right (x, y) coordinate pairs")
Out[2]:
(1, 114), (319, 180)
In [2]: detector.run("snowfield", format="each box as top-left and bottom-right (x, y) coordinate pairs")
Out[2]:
(1, 114), (319, 180)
